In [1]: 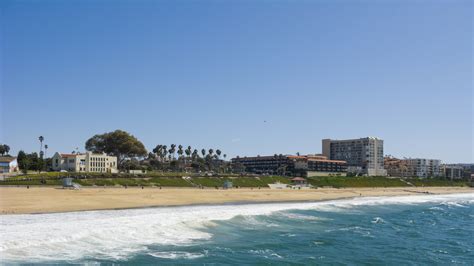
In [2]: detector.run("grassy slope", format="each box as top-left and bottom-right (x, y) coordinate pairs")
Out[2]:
(1, 172), (470, 187)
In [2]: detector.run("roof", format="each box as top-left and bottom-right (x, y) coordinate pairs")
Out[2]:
(307, 159), (347, 164)
(287, 155), (307, 159)
(60, 153), (78, 157)
(0, 156), (17, 163)
(291, 177), (306, 181)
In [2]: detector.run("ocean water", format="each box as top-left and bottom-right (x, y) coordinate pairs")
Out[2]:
(1, 193), (473, 265)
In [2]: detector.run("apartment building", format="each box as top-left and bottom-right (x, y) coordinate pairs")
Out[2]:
(443, 164), (465, 180)
(231, 155), (292, 175)
(322, 137), (386, 176)
(52, 152), (118, 173)
(405, 158), (442, 178)
(384, 156), (410, 177)
(231, 154), (347, 176)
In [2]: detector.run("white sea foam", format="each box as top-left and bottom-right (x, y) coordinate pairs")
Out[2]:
(148, 251), (206, 259)
(0, 193), (472, 263)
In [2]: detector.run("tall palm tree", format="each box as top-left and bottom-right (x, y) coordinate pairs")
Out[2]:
(44, 145), (48, 158)
(216, 149), (222, 159)
(178, 145), (183, 158)
(208, 149), (214, 156)
(201, 149), (206, 157)
(170, 144), (176, 160)
(38, 136), (44, 159)
(162, 145), (168, 161)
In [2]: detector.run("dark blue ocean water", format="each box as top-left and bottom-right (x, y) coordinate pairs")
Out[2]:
(1, 193), (473, 265)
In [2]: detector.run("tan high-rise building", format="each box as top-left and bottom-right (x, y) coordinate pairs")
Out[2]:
(322, 137), (387, 176)
(52, 152), (118, 173)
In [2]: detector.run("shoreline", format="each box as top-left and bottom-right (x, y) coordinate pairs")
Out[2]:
(0, 186), (472, 215)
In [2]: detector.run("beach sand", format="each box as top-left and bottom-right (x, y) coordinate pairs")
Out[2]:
(0, 186), (472, 214)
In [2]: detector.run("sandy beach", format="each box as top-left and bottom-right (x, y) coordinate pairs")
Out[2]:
(0, 186), (472, 214)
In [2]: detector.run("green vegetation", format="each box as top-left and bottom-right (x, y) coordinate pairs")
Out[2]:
(85, 130), (147, 167)
(1, 172), (470, 188)
(306, 176), (470, 188)
(0, 144), (10, 156)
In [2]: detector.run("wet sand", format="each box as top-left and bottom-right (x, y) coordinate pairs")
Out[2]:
(0, 186), (472, 214)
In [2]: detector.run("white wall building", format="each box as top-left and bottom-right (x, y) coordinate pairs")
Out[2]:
(405, 158), (442, 178)
(52, 152), (118, 173)
(0, 157), (19, 174)
(443, 164), (465, 180)
(322, 137), (387, 176)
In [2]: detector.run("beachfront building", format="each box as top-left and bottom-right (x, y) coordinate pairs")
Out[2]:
(322, 137), (387, 176)
(51, 152), (118, 173)
(231, 154), (347, 176)
(404, 158), (442, 178)
(231, 155), (291, 175)
(384, 156), (410, 178)
(442, 164), (465, 180)
(0, 157), (19, 174)
(290, 155), (347, 177)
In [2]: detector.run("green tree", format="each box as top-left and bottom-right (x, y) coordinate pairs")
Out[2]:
(177, 145), (184, 158)
(162, 145), (168, 160)
(38, 136), (44, 159)
(85, 130), (147, 168)
(170, 144), (176, 160)
(17, 150), (30, 174)
(201, 149), (206, 157)
(0, 145), (5, 156)
(4, 144), (10, 155)
(192, 149), (199, 161)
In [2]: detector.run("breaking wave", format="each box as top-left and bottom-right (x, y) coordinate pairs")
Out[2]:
(0, 193), (472, 263)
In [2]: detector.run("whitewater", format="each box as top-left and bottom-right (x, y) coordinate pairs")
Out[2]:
(1, 193), (473, 264)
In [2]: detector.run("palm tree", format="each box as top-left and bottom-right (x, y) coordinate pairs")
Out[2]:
(177, 145), (183, 158)
(44, 145), (48, 158)
(208, 149), (214, 156)
(170, 144), (176, 160)
(38, 136), (44, 159)
(223, 154), (227, 159)
(216, 149), (222, 159)
(153, 145), (163, 161)
(162, 145), (168, 161)
(201, 149), (206, 157)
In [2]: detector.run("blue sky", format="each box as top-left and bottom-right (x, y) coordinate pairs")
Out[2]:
(0, 0), (472, 163)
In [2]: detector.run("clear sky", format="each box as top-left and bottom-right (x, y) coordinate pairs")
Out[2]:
(0, 0), (472, 163)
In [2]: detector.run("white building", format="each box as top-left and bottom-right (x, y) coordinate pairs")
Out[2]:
(443, 164), (465, 180)
(405, 158), (442, 178)
(322, 137), (387, 176)
(0, 157), (19, 174)
(51, 152), (118, 173)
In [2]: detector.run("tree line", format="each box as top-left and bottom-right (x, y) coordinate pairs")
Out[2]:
(7, 129), (232, 174)
(85, 130), (229, 172)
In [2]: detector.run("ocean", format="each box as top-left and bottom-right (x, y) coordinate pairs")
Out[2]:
(1, 193), (473, 265)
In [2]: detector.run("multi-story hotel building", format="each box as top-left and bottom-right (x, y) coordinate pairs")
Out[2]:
(51, 152), (118, 173)
(322, 137), (387, 176)
(231, 154), (347, 176)
(404, 158), (442, 178)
